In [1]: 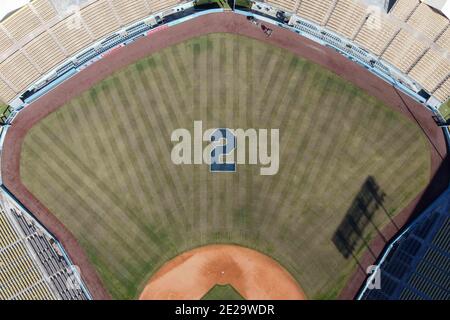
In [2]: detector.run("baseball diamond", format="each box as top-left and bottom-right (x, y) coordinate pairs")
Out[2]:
(5, 29), (434, 299)
(0, 0), (450, 301)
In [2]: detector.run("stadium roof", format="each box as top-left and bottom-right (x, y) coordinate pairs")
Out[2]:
(422, 0), (450, 19)
(0, 0), (30, 22)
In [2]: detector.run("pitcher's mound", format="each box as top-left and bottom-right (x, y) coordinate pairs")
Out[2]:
(139, 245), (306, 300)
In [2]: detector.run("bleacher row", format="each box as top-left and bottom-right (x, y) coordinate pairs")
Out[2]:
(0, 0), (182, 103)
(264, 0), (450, 103)
(360, 198), (450, 300)
(0, 198), (89, 300)
(0, 0), (448, 104)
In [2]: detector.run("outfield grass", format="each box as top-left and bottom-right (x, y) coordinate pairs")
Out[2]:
(439, 101), (450, 121)
(202, 285), (244, 300)
(20, 34), (431, 299)
(0, 103), (10, 124)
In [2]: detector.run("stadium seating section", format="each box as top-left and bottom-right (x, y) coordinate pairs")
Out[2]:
(0, 0), (448, 105)
(0, 0), (184, 103)
(0, 195), (89, 300)
(1, 0), (450, 104)
(361, 192), (450, 300)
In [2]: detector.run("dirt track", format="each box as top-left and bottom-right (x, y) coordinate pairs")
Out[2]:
(1, 12), (448, 300)
(139, 245), (306, 300)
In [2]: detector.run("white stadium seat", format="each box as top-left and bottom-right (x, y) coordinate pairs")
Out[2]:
(266, 0), (297, 12)
(382, 29), (428, 73)
(297, 0), (335, 26)
(1, 5), (43, 42)
(111, 0), (151, 26)
(407, 3), (449, 42)
(80, 0), (121, 40)
(31, 0), (58, 23)
(326, 0), (368, 40)
(409, 49), (450, 93)
(0, 0), (449, 105)
(354, 15), (399, 56)
(0, 51), (40, 90)
(50, 15), (93, 55)
(24, 31), (66, 73)
(390, 0), (420, 22)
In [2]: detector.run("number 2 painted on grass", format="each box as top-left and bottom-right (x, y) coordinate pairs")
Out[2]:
(210, 128), (236, 172)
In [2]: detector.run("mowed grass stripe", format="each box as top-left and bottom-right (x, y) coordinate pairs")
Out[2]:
(20, 142), (149, 275)
(22, 166), (141, 295)
(255, 59), (318, 221)
(210, 35), (221, 233)
(81, 87), (169, 249)
(95, 83), (157, 220)
(108, 73), (188, 230)
(81, 88), (124, 194)
(318, 89), (366, 201)
(304, 82), (359, 199)
(31, 121), (162, 264)
(100, 77), (175, 229)
(325, 131), (423, 227)
(259, 62), (319, 229)
(124, 65), (180, 229)
(257, 70), (332, 227)
(118, 68), (186, 227)
(25, 126), (158, 262)
(103, 73), (186, 262)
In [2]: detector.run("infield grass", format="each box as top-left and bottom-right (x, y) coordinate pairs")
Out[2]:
(202, 285), (244, 300)
(20, 34), (431, 299)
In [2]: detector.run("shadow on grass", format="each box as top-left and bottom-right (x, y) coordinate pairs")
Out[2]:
(332, 176), (390, 260)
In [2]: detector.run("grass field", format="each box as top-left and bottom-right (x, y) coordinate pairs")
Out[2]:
(439, 101), (450, 121)
(20, 33), (431, 299)
(0, 103), (10, 124)
(202, 285), (244, 300)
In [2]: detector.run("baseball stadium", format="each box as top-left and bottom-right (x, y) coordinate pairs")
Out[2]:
(0, 0), (449, 301)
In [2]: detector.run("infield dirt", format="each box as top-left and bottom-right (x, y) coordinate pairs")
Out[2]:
(139, 245), (306, 300)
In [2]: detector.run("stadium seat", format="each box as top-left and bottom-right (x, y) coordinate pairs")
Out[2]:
(147, 0), (181, 14)
(0, 78), (16, 103)
(381, 29), (428, 73)
(325, 0), (368, 40)
(0, 52), (41, 91)
(80, 0), (121, 40)
(265, 0), (297, 12)
(30, 0), (58, 23)
(111, 0), (151, 26)
(0, 28), (14, 56)
(354, 15), (399, 56)
(436, 27), (450, 51)
(1, 5), (43, 42)
(24, 32), (67, 73)
(433, 78), (450, 102)
(409, 49), (450, 93)
(296, 0), (335, 26)
(390, 0), (420, 22)
(50, 15), (93, 56)
(406, 3), (449, 42)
